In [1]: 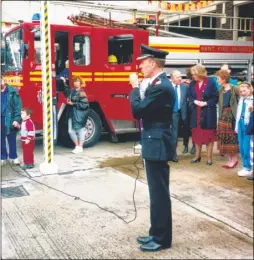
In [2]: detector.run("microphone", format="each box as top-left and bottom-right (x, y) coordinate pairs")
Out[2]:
(129, 73), (139, 88)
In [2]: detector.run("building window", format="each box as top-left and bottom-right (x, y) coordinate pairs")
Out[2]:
(108, 34), (133, 65)
(73, 35), (90, 66)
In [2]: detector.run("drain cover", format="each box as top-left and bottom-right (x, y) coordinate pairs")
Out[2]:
(1, 185), (29, 199)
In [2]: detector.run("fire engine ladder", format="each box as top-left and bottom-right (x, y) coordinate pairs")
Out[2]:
(51, 1), (253, 33)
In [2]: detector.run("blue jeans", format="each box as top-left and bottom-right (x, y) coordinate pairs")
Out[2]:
(238, 119), (251, 170)
(1, 117), (18, 160)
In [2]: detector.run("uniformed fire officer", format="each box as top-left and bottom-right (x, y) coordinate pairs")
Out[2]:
(129, 44), (175, 252)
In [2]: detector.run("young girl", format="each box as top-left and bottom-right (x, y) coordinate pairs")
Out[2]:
(235, 82), (253, 177)
(20, 108), (35, 169)
(60, 76), (89, 154)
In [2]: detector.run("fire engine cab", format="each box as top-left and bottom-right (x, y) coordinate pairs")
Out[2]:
(3, 20), (253, 147)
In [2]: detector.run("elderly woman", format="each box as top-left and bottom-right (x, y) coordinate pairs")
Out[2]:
(216, 70), (239, 168)
(188, 64), (218, 165)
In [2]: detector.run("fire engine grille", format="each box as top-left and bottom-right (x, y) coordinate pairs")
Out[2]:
(1, 185), (30, 199)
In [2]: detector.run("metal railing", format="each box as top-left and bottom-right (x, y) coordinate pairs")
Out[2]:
(137, 14), (253, 32)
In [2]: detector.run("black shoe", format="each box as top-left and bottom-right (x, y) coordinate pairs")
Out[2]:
(190, 157), (201, 163)
(206, 161), (212, 166)
(21, 164), (29, 170)
(137, 236), (153, 244)
(171, 157), (178, 163)
(27, 164), (35, 169)
(190, 146), (196, 155)
(182, 146), (188, 154)
(247, 176), (254, 181)
(140, 241), (171, 252)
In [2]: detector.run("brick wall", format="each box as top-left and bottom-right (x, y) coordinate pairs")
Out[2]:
(215, 2), (234, 40)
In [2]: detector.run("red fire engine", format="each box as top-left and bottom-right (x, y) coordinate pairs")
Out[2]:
(3, 18), (253, 147)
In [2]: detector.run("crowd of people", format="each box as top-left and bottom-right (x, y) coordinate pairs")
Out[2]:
(1, 62), (253, 179)
(129, 45), (253, 251)
(133, 63), (253, 179)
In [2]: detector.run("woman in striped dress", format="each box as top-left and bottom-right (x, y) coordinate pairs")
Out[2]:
(216, 70), (239, 169)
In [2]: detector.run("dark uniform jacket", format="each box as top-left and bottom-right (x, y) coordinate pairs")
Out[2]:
(189, 77), (218, 129)
(130, 72), (175, 161)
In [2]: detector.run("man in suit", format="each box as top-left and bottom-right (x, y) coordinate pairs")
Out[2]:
(129, 44), (175, 252)
(170, 70), (189, 161)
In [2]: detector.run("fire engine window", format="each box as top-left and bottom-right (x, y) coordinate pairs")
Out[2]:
(108, 34), (133, 65)
(5, 29), (23, 71)
(34, 37), (41, 64)
(73, 35), (90, 66)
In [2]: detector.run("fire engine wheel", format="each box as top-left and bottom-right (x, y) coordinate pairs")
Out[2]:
(83, 109), (102, 147)
(58, 109), (102, 148)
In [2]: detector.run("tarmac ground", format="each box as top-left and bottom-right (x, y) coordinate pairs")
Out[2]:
(1, 135), (253, 259)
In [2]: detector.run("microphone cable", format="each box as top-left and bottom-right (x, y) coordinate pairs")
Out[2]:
(5, 157), (142, 225)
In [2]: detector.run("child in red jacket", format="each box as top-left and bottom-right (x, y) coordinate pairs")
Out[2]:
(20, 108), (35, 169)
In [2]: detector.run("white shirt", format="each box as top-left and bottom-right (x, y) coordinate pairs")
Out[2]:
(172, 83), (181, 110)
(139, 78), (150, 100)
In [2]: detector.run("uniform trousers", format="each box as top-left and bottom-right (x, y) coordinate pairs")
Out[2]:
(145, 159), (172, 247)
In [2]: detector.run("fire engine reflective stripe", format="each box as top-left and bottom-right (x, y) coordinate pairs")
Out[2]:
(160, 48), (200, 53)
(151, 44), (253, 54)
(41, 0), (53, 164)
(72, 72), (92, 76)
(80, 77), (92, 82)
(94, 78), (131, 82)
(150, 44), (200, 53)
(30, 77), (42, 82)
(95, 72), (137, 76)
(3, 76), (24, 87)
(30, 71), (42, 75)
(149, 44), (199, 48)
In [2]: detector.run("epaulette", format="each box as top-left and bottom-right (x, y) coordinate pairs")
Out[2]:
(151, 77), (161, 86)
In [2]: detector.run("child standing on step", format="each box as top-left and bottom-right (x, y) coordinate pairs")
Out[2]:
(20, 108), (35, 169)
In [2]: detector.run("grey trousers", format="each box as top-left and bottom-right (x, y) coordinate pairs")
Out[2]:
(68, 118), (86, 146)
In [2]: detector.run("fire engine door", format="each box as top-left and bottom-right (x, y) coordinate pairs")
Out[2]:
(99, 31), (137, 121)
(52, 31), (70, 92)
